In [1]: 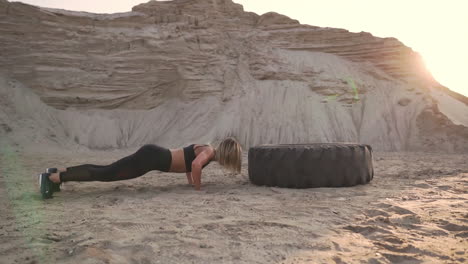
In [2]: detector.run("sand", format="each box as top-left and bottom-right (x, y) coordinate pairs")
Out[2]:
(1, 138), (466, 264)
(1, 1), (467, 263)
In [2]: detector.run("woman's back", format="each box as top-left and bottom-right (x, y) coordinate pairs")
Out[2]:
(169, 144), (212, 173)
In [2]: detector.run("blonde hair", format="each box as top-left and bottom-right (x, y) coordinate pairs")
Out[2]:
(214, 137), (242, 173)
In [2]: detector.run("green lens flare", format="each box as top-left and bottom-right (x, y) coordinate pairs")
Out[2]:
(325, 94), (338, 101)
(346, 77), (360, 100)
(322, 77), (360, 102)
(0, 139), (48, 263)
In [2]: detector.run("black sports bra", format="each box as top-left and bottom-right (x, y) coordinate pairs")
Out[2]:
(183, 144), (211, 172)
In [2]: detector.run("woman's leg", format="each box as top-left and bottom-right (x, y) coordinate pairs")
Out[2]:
(48, 165), (105, 183)
(55, 144), (171, 182)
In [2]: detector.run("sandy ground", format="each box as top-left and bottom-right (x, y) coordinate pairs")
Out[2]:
(0, 139), (467, 264)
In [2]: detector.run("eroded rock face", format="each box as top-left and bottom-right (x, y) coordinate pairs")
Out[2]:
(0, 0), (466, 152)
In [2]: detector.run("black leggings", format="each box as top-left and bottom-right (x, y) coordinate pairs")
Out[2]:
(59, 144), (172, 182)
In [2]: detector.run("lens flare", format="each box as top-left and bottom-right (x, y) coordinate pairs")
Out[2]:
(0, 139), (48, 263)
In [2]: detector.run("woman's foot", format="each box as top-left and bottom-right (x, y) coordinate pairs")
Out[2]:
(38, 168), (65, 199)
(46, 168), (65, 192)
(39, 172), (54, 199)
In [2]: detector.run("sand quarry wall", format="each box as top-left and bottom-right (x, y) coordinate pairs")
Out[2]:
(0, 0), (467, 152)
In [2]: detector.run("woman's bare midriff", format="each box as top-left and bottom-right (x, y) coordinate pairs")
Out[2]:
(169, 148), (186, 173)
(168, 145), (213, 173)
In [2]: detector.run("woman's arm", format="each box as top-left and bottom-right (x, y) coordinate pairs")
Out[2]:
(186, 172), (193, 185)
(191, 148), (215, 191)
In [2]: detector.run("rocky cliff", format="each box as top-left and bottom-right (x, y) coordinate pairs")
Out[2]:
(0, 0), (467, 152)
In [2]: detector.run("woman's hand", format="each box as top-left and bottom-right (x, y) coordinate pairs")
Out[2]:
(186, 172), (193, 185)
(191, 147), (215, 191)
(192, 164), (202, 190)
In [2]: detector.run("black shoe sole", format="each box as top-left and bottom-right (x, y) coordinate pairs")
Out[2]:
(39, 172), (53, 199)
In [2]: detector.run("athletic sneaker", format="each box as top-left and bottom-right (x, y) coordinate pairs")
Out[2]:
(46, 168), (61, 192)
(38, 172), (53, 199)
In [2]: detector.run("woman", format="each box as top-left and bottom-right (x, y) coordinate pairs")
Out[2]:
(38, 137), (242, 199)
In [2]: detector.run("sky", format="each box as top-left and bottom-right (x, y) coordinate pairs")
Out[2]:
(12, 0), (468, 97)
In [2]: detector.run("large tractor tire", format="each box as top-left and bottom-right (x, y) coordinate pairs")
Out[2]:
(248, 143), (374, 188)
